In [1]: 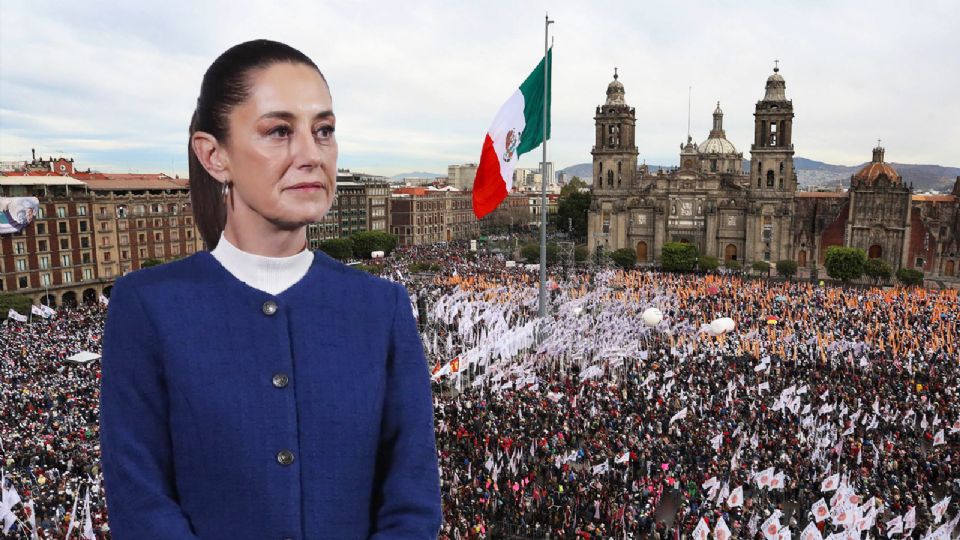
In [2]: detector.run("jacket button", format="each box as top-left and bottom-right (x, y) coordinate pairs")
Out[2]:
(262, 300), (278, 316)
(272, 373), (289, 388)
(277, 450), (295, 466)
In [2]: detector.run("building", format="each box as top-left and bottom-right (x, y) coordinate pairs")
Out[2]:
(447, 163), (478, 191)
(306, 171), (391, 247)
(585, 66), (959, 285)
(389, 187), (480, 246)
(1, 168), (203, 306)
(513, 163), (558, 194)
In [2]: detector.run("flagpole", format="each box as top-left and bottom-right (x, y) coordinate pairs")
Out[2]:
(539, 13), (554, 318)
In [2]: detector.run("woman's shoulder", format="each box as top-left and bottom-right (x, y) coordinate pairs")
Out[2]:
(313, 250), (408, 301)
(110, 251), (209, 298)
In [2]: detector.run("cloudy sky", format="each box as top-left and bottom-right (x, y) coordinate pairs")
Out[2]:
(2, 0), (958, 178)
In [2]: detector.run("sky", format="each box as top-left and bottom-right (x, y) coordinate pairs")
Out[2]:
(2, 0), (958, 178)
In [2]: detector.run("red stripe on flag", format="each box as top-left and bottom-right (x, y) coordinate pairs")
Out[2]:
(471, 134), (508, 219)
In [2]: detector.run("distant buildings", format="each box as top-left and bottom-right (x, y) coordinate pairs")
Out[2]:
(447, 163), (478, 191)
(389, 186), (479, 246)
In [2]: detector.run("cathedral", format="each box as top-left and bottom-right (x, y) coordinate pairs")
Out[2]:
(586, 66), (960, 286)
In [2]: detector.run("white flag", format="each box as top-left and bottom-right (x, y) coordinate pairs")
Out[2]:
(98, 294), (110, 306)
(669, 407), (687, 425)
(6, 309), (27, 323)
(800, 521), (823, 540)
(904, 506), (916, 531)
(82, 486), (95, 540)
(821, 473), (840, 492)
(615, 451), (630, 464)
(714, 516), (732, 540)
(811, 498), (830, 523)
(931, 495), (950, 524)
(932, 429), (945, 446)
(65, 487), (81, 540)
(726, 486), (744, 508)
(692, 518), (710, 540)
(711, 434), (723, 451)
(885, 515), (903, 536)
(24, 499), (36, 531)
(761, 513), (781, 540)
(755, 467), (775, 489)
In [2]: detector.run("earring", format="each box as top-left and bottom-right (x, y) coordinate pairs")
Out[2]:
(222, 180), (230, 198)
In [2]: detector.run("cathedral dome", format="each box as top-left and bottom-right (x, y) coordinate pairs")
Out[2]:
(606, 68), (626, 106)
(852, 146), (901, 186)
(699, 136), (737, 155)
(699, 102), (738, 155)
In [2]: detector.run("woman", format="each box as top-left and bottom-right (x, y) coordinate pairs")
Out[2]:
(99, 39), (442, 539)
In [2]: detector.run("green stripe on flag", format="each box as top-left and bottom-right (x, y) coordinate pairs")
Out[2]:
(516, 47), (551, 156)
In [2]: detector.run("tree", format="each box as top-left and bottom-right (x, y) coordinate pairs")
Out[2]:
(610, 248), (637, 270)
(752, 261), (771, 275)
(775, 259), (798, 279)
(698, 256), (720, 273)
(318, 238), (354, 261)
(824, 246), (866, 283)
(574, 245), (588, 262)
(864, 258), (893, 284)
(521, 242), (559, 265)
(560, 176), (589, 197)
(661, 242), (698, 273)
(141, 258), (163, 268)
(350, 231), (398, 259)
(556, 189), (591, 240)
(724, 260), (742, 271)
(896, 267), (924, 287)
(0, 293), (33, 314)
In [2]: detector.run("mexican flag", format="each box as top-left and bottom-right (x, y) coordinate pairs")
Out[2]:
(472, 48), (552, 218)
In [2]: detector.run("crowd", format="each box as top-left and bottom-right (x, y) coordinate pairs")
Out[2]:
(0, 241), (957, 539)
(1, 304), (108, 537)
(406, 243), (959, 539)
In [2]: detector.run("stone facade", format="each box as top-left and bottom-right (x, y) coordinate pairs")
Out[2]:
(586, 67), (960, 285)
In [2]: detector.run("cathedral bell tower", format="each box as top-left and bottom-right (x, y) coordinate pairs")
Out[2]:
(749, 63), (797, 193)
(588, 69), (639, 257)
(592, 69), (638, 193)
(745, 63), (797, 265)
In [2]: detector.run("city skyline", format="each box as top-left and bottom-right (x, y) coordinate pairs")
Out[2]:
(2, 0), (958, 178)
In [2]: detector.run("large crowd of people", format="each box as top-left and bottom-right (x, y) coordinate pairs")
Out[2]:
(1, 240), (957, 538)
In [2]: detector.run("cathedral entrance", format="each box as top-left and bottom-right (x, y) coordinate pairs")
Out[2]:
(635, 241), (648, 263)
(946, 260), (955, 276)
(724, 244), (738, 262)
(868, 245), (882, 259)
(798, 250), (807, 267)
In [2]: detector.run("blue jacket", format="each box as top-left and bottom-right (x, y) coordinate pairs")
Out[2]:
(99, 249), (442, 539)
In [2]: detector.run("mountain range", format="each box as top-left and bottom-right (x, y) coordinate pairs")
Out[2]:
(558, 159), (960, 193)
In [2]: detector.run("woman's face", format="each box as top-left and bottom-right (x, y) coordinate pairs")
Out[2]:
(220, 62), (337, 230)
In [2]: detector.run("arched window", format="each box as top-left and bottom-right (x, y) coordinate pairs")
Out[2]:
(607, 170), (614, 187)
(766, 170), (775, 187)
(779, 162), (784, 174)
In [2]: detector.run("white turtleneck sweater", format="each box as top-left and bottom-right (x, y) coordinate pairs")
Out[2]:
(209, 231), (314, 296)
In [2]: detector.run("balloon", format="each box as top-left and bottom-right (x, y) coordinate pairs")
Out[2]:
(710, 317), (736, 334)
(642, 308), (663, 327)
(710, 319), (727, 335)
